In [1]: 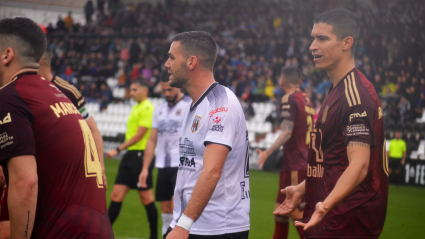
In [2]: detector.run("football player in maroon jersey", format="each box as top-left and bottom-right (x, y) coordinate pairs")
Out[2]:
(274, 9), (388, 239)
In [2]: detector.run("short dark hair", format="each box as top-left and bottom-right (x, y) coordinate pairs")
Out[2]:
(171, 31), (217, 70)
(0, 17), (47, 63)
(281, 66), (302, 86)
(131, 78), (149, 88)
(314, 8), (360, 54)
(41, 42), (53, 66)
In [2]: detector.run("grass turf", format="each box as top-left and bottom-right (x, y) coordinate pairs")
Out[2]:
(104, 158), (425, 239)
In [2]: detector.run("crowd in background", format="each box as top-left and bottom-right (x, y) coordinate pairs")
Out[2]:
(45, 0), (425, 125)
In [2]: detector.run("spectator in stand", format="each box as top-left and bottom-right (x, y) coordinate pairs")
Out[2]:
(399, 95), (412, 123)
(63, 11), (74, 31)
(84, 0), (95, 26)
(56, 15), (65, 32)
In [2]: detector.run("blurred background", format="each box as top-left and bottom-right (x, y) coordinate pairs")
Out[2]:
(1, 0), (424, 238)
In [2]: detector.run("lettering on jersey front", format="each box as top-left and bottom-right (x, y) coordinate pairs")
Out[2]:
(349, 111), (367, 122)
(209, 107), (228, 117)
(191, 115), (202, 133)
(50, 102), (80, 118)
(0, 113), (11, 125)
(346, 124), (370, 136)
(0, 132), (13, 149)
(210, 125), (224, 132)
(307, 164), (324, 178)
(322, 105), (329, 123)
(179, 137), (196, 156)
(240, 181), (250, 200)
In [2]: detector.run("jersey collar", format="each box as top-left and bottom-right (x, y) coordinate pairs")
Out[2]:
(1, 68), (38, 90)
(190, 82), (218, 112)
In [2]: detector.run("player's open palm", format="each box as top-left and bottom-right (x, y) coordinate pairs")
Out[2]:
(273, 185), (302, 216)
(138, 169), (149, 188)
(294, 201), (328, 230)
(256, 149), (269, 169)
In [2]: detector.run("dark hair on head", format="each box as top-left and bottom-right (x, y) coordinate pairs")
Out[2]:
(281, 66), (302, 86)
(0, 17), (47, 63)
(41, 42), (53, 66)
(171, 31), (218, 71)
(314, 8), (360, 55)
(131, 78), (149, 88)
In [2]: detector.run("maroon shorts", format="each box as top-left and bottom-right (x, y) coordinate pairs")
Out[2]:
(276, 170), (306, 205)
(0, 187), (9, 221)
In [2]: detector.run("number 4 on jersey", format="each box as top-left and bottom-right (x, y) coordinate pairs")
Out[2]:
(79, 120), (104, 188)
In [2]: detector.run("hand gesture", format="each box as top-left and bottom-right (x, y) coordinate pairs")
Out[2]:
(256, 149), (269, 169)
(166, 226), (189, 239)
(106, 149), (119, 159)
(294, 201), (329, 230)
(273, 185), (303, 216)
(138, 169), (149, 188)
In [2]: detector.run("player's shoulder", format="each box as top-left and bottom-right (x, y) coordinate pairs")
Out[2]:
(205, 83), (236, 107)
(339, 68), (376, 109)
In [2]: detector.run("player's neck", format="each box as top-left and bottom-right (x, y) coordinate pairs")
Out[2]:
(327, 57), (356, 87)
(169, 93), (184, 107)
(185, 71), (215, 103)
(137, 96), (148, 104)
(3, 65), (38, 85)
(284, 86), (300, 95)
(38, 67), (54, 81)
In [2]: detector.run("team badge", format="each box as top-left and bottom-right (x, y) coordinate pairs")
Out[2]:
(322, 105), (329, 123)
(191, 115), (202, 133)
(176, 109), (182, 116)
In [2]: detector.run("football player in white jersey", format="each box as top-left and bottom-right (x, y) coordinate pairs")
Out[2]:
(163, 31), (250, 239)
(139, 79), (191, 235)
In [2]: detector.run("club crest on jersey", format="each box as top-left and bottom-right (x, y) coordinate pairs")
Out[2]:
(191, 115), (202, 133)
(322, 105), (329, 123)
(0, 113), (11, 125)
(176, 109), (182, 116)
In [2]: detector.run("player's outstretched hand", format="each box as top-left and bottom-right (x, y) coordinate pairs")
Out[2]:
(294, 201), (329, 230)
(256, 149), (269, 169)
(166, 226), (189, 239)
(106, 149), (119, 159)
(138, 169), (149, 188)
(273, 185), (302, 216)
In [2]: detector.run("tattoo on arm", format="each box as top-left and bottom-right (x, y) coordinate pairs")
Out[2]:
(267, 120), (294, 155)
(25, 210), (30, 238)
(348, 141), (370, 148)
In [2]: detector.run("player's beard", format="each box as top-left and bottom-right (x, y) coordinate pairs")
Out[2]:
(169, 63), (189, 89)
(166, 94), (178, 104)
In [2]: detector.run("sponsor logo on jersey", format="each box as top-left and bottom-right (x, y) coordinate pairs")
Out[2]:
(179, 137), (196, 156)
(282, 104), (290, 109)
(212, 116), (221, 124)
(322, 105), (329, 123)
(346, 124), (370, 136)
(349, 110), (367, 122)
(209, 124), (224, 132)
(307, 163), (324, 178)
(0, 132), (13, 149)
(191, 115), (202, 132)
(0, 113), (11, 125)
(209, 107), (228, 117)
(49, 84), (62, 93)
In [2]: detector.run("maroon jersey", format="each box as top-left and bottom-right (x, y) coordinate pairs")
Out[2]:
(303, 68), (388, 238)
(280, 91), (314, 171)
(51, 75), (86, 110)
(0, 71), (113, 238)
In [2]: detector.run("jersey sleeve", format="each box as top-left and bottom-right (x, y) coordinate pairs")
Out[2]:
(138, 104), (154, 129)
(339, 103), (376, 147)
(204, 98), (237, 151)
(52, 76), (86, 110)
(280, 94), (298, 123)
(151, 107), (159, 129)
(0, 95), (36, 163)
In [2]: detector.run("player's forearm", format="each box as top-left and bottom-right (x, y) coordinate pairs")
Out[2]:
(142, 136), (157, 171)
(266, 120), (293, 156)
(183, 167), (222, 222)
(323, 142), (369, 211)
(119, 129), (147, 150)
(295, 180), (306, 197)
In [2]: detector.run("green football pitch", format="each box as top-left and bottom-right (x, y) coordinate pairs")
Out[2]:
(104, 159), (425, 239)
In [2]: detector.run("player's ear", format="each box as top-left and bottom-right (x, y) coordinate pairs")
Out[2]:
(187, 56), (197, 70)
(1, 47), (14, 65)
(342, 36), (354, 52)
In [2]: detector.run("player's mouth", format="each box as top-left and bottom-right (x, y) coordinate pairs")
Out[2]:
(313, 54), (323, 62)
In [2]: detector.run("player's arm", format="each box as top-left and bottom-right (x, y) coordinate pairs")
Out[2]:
(7, 155), (38, 239)
(273, 180), (306, 216)
(139, 128), (158, 188)
(401, 142), (406, 165)
(257, 119), (294, 169)
(106, 126), (148, 158)
(86, 116), (107, 189)
(295, 141), (370, 230)
(168, 143), (228, 238)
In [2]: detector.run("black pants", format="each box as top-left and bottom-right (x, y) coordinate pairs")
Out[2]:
(163, 227), (249, 239)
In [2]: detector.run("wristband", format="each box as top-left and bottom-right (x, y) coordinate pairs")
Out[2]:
(116, 147), (121, 153)
(176, 214), (194, 231)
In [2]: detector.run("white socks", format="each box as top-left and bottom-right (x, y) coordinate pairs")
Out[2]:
(162, 213), (173, 235)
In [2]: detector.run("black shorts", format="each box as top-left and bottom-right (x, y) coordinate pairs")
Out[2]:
(164, 227), (248, 239)
(114, 150), (153, 191)
(388, 157), (402, 171)
(156, 167), (178, 201)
